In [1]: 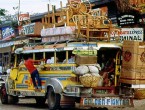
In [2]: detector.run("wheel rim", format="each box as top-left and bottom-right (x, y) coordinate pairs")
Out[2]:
(49, 91), (56, 107)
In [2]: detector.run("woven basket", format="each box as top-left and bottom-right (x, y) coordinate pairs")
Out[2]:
(79, 75), (101, 87)
(134, 89), (145, 99)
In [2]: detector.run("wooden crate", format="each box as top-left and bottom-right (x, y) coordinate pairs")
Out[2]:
(120, 66), (145, 80)
(75, 55), (97, 65)
(122, 40), (145, 68)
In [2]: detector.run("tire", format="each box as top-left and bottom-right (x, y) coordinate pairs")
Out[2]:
(47, 87), (61, 110)
(0, 84), (8, 104)
(35, 97), (46, 105)
(8, 95), (19, 104)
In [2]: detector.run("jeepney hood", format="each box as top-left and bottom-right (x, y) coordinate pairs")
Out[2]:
(57, 73), (80, 88)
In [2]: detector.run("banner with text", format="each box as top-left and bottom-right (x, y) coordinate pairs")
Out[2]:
(111, 28), (144, 42)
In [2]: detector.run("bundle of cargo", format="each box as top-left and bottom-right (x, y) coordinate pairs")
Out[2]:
(41, 26), (76, 37)
(79, 74), (103, 87)
(120, 40), (145, 84)
(122, 40), (145, 68)
(75, 55), (97, 65)
(41, 26), (76, 43)
(74, 65), (103, 87)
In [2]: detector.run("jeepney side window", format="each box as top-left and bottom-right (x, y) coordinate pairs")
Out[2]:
(56, 51), (66, 63)
(46, 52), (55, 64)
(63, 51), (75, 64)
(35, 52), (43, 60)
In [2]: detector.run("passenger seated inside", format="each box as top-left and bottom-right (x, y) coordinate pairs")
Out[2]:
(63, 54), (75, 64)
(46, 57), (60, 70)
(46, 57), (58, 64)
(100, 57), (115, 86)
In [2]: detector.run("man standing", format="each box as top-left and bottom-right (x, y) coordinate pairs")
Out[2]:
(23, 55), (43, 91)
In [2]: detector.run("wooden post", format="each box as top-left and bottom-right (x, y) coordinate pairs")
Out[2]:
(52, 5), (54, 25)
(54, 51), (56, 64)
(86, 19), (90, 41)
(66, 51), (68, 64)
(60, 1), (62, 11)
(47, 4), (50, 27)
(66, 9), (69, 26)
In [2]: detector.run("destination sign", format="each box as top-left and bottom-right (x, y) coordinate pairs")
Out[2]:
(82, 97), (130, 106)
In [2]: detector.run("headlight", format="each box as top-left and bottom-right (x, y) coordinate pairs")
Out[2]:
(64, 85), (81, 93)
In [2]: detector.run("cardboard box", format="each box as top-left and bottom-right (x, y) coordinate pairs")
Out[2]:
(75, 55), (97, 65)
(122, 40), (145, 68)
(119, 78), (145, 84)
(120, 66), (145, 80)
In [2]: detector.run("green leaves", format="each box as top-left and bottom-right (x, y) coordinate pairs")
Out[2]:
(0, 8), (7, 16)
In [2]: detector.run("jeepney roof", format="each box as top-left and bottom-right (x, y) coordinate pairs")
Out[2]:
(15, 42), (122, 54)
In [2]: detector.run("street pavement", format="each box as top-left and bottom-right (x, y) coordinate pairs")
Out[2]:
(0, 98), (48, 110)
(0, 98), (145, 110)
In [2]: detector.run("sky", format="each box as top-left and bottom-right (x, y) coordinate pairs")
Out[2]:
(0, 0), (67, 15)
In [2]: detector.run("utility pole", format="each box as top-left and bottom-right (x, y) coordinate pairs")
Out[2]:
(18, 0), (20, 25)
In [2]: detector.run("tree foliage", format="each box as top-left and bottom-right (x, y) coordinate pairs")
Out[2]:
(0, 8), (7, 16)
(0, 8), (7, 24)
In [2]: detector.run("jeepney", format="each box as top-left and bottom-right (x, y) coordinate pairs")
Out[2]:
(0, 41), (134, 110)
(0, 1), (136, 109)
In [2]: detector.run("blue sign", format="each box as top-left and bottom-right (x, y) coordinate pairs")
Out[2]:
(1, 26), (15, 40)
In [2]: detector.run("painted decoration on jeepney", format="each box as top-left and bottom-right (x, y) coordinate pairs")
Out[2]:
(1, 26), (15, 40)
(111, 28), (143, 42)
(140, 52), (145, 63)
(123, 50), (132, 62)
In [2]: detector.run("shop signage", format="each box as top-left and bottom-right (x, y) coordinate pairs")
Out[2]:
(117, 13), (138, 26)
(23, 23), (35, 35)
(111, 28), (143, 42)
(1, 26), (15, 40)
(22, 22), (42, 36)
(0, 41), (14, 48)
(18, 13), (30, 21)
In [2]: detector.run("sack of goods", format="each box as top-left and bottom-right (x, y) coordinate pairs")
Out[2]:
(74, 64), (103, 87)
(74, 65), (89, 75)
(79, 74), (103, 87)
(74, 65), (101, 75)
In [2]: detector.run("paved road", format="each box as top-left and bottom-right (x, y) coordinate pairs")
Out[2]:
(0, 98), (48, 110)
(1, 98), (145, 110)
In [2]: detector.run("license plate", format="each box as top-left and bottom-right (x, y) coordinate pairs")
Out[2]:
(82, 97), (130, 106)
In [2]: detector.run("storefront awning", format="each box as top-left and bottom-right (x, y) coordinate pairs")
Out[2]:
(0, 46), (11, 53)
